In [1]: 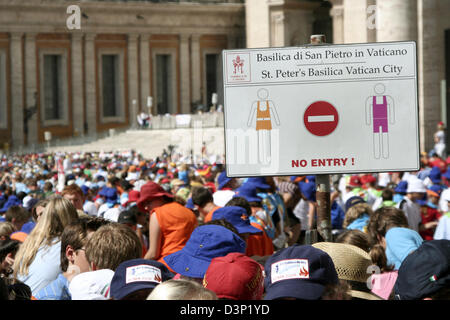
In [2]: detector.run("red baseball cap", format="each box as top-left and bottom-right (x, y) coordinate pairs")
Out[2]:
(124, 190), (140, 207)
(202, 252), (264, 300)
(348, 175), (362, 187)
(137, 182), (173, 212)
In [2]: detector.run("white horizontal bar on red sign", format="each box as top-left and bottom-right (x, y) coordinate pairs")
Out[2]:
(307, 115), (335, 122)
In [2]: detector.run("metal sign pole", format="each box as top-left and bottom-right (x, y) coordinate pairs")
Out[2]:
(310, 34), (333, 243)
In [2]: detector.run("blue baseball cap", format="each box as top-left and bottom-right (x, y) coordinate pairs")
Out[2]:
(110, 259), (174, 300)
(185, 198), (195, 210)
(163, 224), (246, 279)
(81, 185), (90, 195)
(394, 240), (450, 300)
(243, 177), (270, 190)
(345, 196), (365, 212)
(264, 244), (338, 300)
(218, 171), (233, 190)
(428, 166), (442, 184)
(233, 184), (261, 203)
(394, 181), (408, 194)
(211, 206), (262, 235)
(0, 195), (22, 213)
(300, 182), (316, 202)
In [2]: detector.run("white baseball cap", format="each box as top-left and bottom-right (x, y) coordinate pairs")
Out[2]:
(69, 269), (114, 300)
(406, 178), (427, 193)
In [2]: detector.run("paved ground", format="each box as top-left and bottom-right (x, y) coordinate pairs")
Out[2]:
(46, 127), (226, 160)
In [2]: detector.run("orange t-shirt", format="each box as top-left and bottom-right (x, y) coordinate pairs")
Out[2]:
(245, 222), (274, 257)
(154, 202), (198, 268)
(203, 206), (221, 223)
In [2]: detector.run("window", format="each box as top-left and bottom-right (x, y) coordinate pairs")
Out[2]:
(204, 53), (223, 107)
(101, 54), (120, 118)
(155, 54), (172, 114)
(0, 51), (6, 128)
(43, 54), (63, 121)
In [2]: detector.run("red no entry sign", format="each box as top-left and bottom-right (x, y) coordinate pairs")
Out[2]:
(304, 101), (339, 136)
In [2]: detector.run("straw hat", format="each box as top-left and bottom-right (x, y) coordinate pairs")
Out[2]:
(312, 242), (382, 300)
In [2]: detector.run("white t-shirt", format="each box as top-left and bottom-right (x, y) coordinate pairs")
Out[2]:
(434, 214), (450, 240)
(439, 189), (450, 212)
(293, 198), (310, 231)
(213, 190), (235, 207)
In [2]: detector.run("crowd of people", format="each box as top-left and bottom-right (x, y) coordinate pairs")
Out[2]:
(0, 148), (449, 301)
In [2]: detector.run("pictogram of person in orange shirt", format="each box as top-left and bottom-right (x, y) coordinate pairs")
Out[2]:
(247, 88), (280, 165)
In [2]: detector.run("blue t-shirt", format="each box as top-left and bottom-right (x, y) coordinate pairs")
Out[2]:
(17, 239), (62, 296)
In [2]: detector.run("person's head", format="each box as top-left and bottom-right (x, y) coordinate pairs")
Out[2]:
(69, 269), (115, 300)
(191, 187), (214, 217)
(60, 216), (110, 279)
(110, 259), (174, 300)
(0, 238), (20, 277)
(31, 199), (49, 222)
(264, 244), (346, 300)
(367, 206), (409, 246)
(12, 196), (79, 278)
(394, 240), (450, 300)
(163, 224), (246, 280)
(313, 242), (381, 300)
(210, 206), (261, 241)
(381, 188), (394, 202)
(406, 178), (427, 201)
(136, 182), (174, 213)
(335, 229), (371, 253)
(62, 184), (85, 211)
(117, 209), (137, 231)
(0, 222), (16, 241)
(146, 279), (217, 300)
(225, 196), (252, 216)
(343, 202), (373, 229)
(203, 252), (264, 300)
(233, 184), (262, 213)
(217, 171), (238, 190)
(4, 206), (30, 231)
(85, 223), (142, 271)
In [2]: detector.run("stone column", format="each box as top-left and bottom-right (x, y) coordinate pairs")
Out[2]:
(329, 0), (344, 44)
(418, 0), (440, 152)
(24, 33), (38, 146)
(343, 0), (370, 43)
(128, 34), (139, 127)
(190, 34), (201, 108)
(84, 33), (97, 136)
(71, 33), (84, 137)
(377, 0), (418, 42)
(10, 33), (24, 148)
(139, 34), (151, 115)
(179, 34), (191, 114)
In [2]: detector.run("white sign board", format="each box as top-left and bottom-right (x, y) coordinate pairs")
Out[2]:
(222, 41), (419, 177)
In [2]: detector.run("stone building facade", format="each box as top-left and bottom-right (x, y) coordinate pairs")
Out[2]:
(0, 0), (448, 153)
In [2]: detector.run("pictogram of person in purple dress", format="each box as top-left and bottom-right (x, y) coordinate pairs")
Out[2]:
(365, 83), (395, 159)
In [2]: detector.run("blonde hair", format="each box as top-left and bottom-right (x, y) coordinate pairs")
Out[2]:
(343, 203), (373, 228)
(0, 222), (16, 238)
(147, 279), (217, 300)
(12, 196), (78, 278)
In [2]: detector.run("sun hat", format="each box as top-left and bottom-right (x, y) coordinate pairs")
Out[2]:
(312, 242), (382, 300)
(124, 190), (140, 207)
(264, 244), (338, 300)
(110, 259), (174, 300)
(217, 171), (233, 190)
(233, 184), (261, 203)
(394, 240), (450, 300)
(345, 196), (365, 212)
(0, 195), (22, 213)
(427, 185), (443, 198)
(406, 178), (427, 193)
(136, 181), (173, 212)
(203, 252), (264, 300)
(185, 198), (195, 210)
(69, 269), (115, 300)
(211, 206), (261, 235)
(163, 224), (246, 279)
